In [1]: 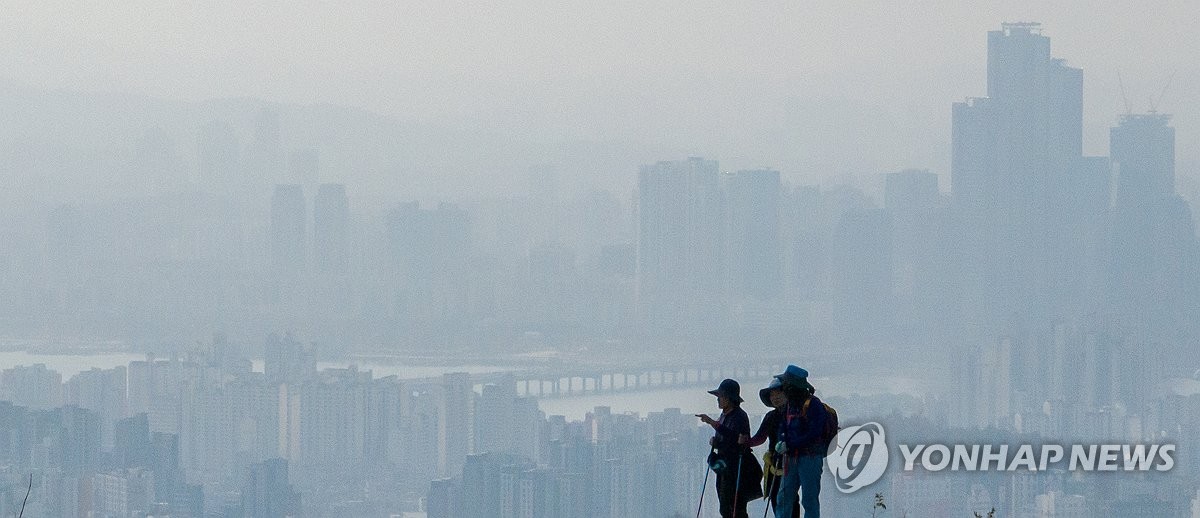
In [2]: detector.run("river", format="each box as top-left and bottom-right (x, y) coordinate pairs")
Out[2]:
(0, 351), (937, 420)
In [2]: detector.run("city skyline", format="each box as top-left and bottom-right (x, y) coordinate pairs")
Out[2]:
(2, 14), (1199, 518)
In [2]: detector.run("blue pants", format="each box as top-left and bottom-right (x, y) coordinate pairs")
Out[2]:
(775, 454), (821, 518)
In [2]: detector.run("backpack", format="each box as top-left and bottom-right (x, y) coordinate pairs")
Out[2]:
(801, 398), (840, 451)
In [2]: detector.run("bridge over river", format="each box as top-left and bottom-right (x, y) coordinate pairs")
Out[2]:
(467, 351), (861, 399)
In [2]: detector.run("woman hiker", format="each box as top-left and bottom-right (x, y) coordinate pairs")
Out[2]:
(772, 365), (830, 518)
(696, 378), (763, 518)
(741, 378), (800, 518)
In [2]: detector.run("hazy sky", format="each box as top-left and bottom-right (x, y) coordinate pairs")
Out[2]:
(4, 1), (1198, 188)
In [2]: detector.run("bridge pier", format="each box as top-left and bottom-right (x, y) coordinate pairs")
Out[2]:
(501, 359), (800, 400)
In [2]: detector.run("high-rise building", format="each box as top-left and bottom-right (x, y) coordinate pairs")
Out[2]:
(636, 157), (724, 334)
(54, 405), (102, 474)
(1109, 114), (1200, 346)
(438, 372), (473, 478)
(723, 169), (782, 303)
(427, 477), (459, 518)
(270, 184), (306, 273)
(1112, 114), (1175, 204)
(951, 22), (1102, 329)
(461, 453), (510, 518)
(473, 379), (517, 456)
(0, 363), (63, 409)
(113, 413), (151, 469)
(780, 185), (824, 307)
(150, 432), (182, 505)
(66, 366), (127, 450)
(263, 333), (315, 385)
(240, 458), (301, 518)
(296, 367), (369, 473)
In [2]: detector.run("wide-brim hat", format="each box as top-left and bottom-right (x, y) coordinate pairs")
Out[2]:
(772, 364), (811, 383)
(707, 378), (743, 403)
(774, 365), (810, 389)
(758, 377), (784, 407)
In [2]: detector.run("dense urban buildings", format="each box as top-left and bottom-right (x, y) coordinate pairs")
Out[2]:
(1, 20), (1198, 517)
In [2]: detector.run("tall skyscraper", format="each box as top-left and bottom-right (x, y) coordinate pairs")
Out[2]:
(723, 169), (781, 302)
(240, 458), (301, 518)
(951, 23), (1102, 329)
(427, 478), (459, 518)
(313, 183), (349, 274)
(636, 157), (724, 334)
(270, 184), (306, 273)
(296, 368), (369, 472)
(113, 413), (151, 469)
(150, 432), (182, 505)
(438, 372), (473, 478)
(1112, 114), (1175, 210)
(473, 380), (517, 456)
(1109, 113), (1200, 344)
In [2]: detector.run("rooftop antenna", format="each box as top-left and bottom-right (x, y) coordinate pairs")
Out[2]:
(1117, 71), (1132, 115)
(1149, 69), (1177, 114)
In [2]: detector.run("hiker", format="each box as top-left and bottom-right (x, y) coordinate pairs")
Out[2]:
(772, 366), (829, 518)
(740, 378), (799, 518)
(696, 378), (763, 518)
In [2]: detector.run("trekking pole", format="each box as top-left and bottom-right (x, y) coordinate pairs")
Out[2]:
(763, 467), (772, 518)
(732, 451), (745, 517)
(762, 468), (777, 518)
(696, 457), (712, 518)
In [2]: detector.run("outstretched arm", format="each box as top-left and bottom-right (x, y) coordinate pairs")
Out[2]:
(745, 414), (773, 447)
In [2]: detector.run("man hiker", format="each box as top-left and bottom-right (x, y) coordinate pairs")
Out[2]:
(742, 378), (799, 518)
(772, 366), (829, 518)
(696, 378), (763, 518)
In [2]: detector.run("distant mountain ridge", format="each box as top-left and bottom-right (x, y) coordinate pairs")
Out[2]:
(0, 79), (670, 209)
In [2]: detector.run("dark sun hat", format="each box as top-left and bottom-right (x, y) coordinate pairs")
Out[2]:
(758, 377), (784, 407)
(707, 378), (744, 403)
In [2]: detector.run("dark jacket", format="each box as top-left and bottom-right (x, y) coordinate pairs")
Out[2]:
(777, 395), (830, 456)
(709, 405), (764, 504)
(711, 405), (751, 464)
(747, 409), (783, 451)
